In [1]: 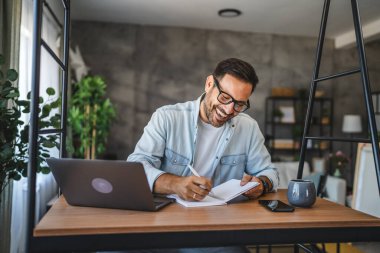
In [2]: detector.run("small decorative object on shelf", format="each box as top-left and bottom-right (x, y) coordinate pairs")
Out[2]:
(328, 150), (350, 177)
(273, 107), (284, 122)
(279, 106), (295, 123)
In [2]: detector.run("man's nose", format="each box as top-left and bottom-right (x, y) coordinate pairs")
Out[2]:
(223, 102), (235, 114)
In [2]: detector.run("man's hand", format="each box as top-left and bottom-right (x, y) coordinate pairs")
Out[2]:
(153, 173), (212, 201)
(240, 174), (264, 199)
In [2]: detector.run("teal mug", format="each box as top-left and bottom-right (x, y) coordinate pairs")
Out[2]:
(287, 179), (316, 207)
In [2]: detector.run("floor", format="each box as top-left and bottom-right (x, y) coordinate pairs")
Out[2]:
(248, 243), (373, 253)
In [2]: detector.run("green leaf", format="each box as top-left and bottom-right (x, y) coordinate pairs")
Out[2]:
(6, 91), (19, 98)
(9, 171), (22, 181)
(42, 139), (55, 148)
(39, 96), (44, 104)
(41, 104), (51, 118)
(27, 91), (31, 99)
(20, 126), (29, 143)
(22, 107), (30, 113)
(16, 100), (29, 107)
(41, 153), (50, 158)
(3, 80), (12, 88)
(46, 87), (55, 96)
(6, 69), (18, 81)
(40, 166), (51, 174)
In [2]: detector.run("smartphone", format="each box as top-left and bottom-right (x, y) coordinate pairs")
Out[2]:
(259, 200), (295, 212)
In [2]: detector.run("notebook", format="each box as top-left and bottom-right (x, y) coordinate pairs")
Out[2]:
(168, 179), (259, 207)
(47, 158), (173, 211)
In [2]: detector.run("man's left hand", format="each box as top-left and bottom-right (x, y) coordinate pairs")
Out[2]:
(240, 174), (263, 199)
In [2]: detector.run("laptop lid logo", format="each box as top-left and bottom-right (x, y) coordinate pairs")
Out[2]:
(92, 178), (113, 194)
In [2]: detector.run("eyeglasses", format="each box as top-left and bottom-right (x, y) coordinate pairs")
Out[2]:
(213, 75), (250, 112)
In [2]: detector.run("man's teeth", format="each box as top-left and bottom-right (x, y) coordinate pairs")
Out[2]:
(217, 109), (227, 118)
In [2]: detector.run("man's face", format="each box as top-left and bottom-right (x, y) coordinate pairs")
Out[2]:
(200, 74), (252, 128)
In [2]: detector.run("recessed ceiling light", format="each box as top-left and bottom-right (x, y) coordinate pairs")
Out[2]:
(218, 9), (242, 18)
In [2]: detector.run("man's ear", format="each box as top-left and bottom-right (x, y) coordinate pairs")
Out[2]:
(204, 75), (214, 92)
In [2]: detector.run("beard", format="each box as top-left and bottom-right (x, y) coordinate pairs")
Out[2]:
(202, 93), (234, 128)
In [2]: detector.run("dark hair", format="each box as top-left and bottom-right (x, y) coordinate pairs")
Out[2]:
(213, 58), (259, 93)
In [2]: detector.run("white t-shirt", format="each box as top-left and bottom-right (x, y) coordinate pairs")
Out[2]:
(193, 117), (225, 178)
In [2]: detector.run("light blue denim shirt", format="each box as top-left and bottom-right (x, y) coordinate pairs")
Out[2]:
(127, 95), (279, 191)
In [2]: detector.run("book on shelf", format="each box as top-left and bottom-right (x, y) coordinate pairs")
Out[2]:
(272, 139), (294, 149)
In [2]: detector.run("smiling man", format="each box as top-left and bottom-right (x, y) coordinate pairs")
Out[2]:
(128, 58), (279, 204)
(127, 58), (279, 253)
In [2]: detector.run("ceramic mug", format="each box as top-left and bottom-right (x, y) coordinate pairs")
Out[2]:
(287, 179), (316, 207)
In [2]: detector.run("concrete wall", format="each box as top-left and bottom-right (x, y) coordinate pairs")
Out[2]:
(72, 21), (380, 187)
(72, 21), (337, 160)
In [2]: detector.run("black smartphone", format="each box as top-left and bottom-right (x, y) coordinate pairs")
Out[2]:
(259, 200), (295, 212)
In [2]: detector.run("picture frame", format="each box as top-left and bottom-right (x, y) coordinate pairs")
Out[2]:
(279, 106), (295, 123)
(352, 143), (380, 217)
(312, 157), (325, 173)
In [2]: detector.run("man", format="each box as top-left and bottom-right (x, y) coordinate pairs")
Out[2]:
(128, 58), (278, 202)
(127, 58), (278, 253)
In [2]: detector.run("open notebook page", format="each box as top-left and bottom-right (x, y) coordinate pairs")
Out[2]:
(168, 179), (259, 207)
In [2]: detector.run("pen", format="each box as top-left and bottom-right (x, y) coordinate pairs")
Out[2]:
(187, 164), (216, 196)
(188, 163), (201, 177)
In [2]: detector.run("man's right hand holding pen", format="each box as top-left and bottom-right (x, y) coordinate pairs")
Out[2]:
(152, 164), (213, 201)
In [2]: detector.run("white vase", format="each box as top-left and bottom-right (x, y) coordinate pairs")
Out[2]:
(333, 168), (342, 177)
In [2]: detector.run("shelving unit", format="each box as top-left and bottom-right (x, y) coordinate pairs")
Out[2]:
(264, 96), (333, 162)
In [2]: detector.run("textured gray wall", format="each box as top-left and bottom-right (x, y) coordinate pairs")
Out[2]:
(72, 21), (338, 160)
(71, 21), (380, 187)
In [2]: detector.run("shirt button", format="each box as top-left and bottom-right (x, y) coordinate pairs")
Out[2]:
(233, 161), (236, 164)
(216, 156), (219, 159)
(226, 138), (229, 141)
(174, 159), (177, 163)
(232, 124), (235, 127)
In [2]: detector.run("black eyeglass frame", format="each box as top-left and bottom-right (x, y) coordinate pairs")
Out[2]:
(212, 75), (250, 112)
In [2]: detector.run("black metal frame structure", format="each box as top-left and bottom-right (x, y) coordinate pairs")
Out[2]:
(30, 226), (380, 252)
(25, 0), (380, 252)
(26, 0), (70, 251)
(297, 0), (380, 198)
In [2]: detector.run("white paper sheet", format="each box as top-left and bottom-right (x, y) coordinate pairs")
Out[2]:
(169, 179), (259, 207)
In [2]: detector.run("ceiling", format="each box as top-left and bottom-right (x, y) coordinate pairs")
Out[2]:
(71, 0), (380, 48)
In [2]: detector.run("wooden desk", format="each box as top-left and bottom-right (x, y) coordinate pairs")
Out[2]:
(32, 190), (380, 252)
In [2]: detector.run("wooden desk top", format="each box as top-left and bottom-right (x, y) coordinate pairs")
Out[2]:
(34, 190), (380, 237)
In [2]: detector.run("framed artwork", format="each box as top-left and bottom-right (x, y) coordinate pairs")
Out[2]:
(352, 143), (380, 217)
(279, 106), (295, 123)
(312, 158), (325, 173)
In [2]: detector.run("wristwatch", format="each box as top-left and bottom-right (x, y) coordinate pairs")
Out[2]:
(258, 176), (269, 195)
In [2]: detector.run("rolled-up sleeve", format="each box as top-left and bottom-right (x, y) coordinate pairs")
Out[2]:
(127, 109), (167, 190)
(246, 122), (279, 191)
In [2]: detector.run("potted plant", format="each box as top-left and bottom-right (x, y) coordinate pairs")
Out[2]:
(292, 125), (303, 149)
(68, 76), (116, 159)
(0, 54), (61, 203)
(273, 108), (284, 122)
(328, 150), (350, 177)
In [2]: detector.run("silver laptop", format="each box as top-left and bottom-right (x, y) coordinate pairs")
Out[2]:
(47, 158), (173, 211)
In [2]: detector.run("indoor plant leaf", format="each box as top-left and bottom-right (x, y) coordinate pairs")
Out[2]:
(6, 69), (18, 81)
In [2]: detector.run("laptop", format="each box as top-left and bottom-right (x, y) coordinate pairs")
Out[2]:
(47, 158), (173, 211)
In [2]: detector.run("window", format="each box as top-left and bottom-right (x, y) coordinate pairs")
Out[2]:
(11, 0), (62, 251)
